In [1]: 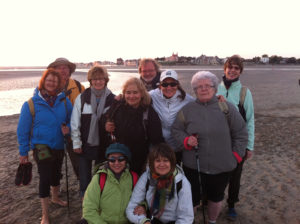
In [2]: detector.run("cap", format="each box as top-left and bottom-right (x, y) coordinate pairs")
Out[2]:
(160, 70), (178, 82)
(105, 143), (131, 161)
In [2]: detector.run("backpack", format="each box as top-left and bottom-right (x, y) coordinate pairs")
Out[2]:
(99, 170), (139, 193)
(64, 79), (83, 97)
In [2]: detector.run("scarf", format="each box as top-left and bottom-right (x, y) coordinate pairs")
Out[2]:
(87, 87), (111, 146)
(222, 75), (239, 89)
(40, 89), (57, 107)
(149, 171), (175, 219)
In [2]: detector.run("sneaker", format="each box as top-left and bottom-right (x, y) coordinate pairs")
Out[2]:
(227, 208), (237, 221)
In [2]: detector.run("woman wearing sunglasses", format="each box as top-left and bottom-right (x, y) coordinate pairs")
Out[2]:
(82, 143), (138, 223)
(149, 70), (194, 163)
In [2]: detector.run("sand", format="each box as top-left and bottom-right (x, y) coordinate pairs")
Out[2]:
(0, 66), (300, 224)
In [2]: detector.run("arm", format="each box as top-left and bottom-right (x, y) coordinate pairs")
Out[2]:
(17, 102), (33, 157)
(175, 177), (194, 224)
(126, 172), (150, 224)
(71, 95), (83, 152)
(228, 103), (248, 161)
(82, 174), (108, 224)
(171, 109), (191, 149)
(244, 89), (255, 153)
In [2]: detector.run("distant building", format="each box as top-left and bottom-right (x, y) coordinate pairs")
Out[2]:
(125, 59), (139, 66)
(165, 53), (179, 62)
(260, 56), (269, 64)
(117, 58), (124, 65)
(195, 55), (221, 65)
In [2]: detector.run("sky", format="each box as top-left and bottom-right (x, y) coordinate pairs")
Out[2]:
(0, 0), (300, 66)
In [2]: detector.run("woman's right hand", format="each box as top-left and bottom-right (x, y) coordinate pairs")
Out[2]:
(187, 135), (198, 147)
(105, 121), (115, 132)
(73, 148), (83, 154)
(20, 155), (29, 164)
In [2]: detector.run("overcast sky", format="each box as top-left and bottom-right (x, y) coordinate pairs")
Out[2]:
(0, 0), (299, 66)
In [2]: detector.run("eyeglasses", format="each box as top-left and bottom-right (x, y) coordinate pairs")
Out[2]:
(107, 156), (126, 163)
(141, 69), (155, 73)
(228, 65), (240, 71)
(195, 85), (214, 90)
(92, 78), (105, 82)
(45, 79), (58, 84)
(161, 82), (178, 87)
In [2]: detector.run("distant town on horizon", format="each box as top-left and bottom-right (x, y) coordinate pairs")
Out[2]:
(1, 53), (300, 69)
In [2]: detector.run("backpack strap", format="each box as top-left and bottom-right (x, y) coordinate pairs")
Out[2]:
(99, 173), (107, 193)
(74, 79), (83, 93)
(27, 98), (35, 118)
(218, 101), (230, 127)
(239, 86), (247, 107)
(130, 171), (139, 189)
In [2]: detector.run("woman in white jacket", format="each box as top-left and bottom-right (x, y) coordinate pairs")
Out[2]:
(149, 70), (194, 163)
(126, 143), (194, 224)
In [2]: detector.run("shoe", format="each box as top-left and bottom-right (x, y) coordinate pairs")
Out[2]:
(227, 208), (237, 221)
(22, 162), (32, 185)
(15, 164), (24, 186)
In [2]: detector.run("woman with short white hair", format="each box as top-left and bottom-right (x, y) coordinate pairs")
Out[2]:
(172, 71), (248, 224)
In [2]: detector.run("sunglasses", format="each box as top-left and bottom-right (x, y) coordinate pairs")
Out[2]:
(161, 82), (178, 87)
(107, 156), (126, 163)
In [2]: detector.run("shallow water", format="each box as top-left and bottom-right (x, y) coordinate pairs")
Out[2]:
(0, 70), (139, 116)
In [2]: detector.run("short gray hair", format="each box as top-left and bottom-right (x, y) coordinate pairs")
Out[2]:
(191, 71), (219, 91)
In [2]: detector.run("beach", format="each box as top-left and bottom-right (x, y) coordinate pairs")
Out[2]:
(0, 66), (300, 224)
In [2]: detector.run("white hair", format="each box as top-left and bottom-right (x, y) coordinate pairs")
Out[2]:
(191, 71), (219, 91)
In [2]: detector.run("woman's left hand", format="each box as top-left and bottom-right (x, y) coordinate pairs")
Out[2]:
(61, 125), (70, 136)
(217, 95), (226, 102)
(133, 205), (146, 215)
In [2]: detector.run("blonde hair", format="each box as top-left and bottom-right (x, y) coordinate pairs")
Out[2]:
(122, 77), (151, 107)
(87, 66), (109, 84)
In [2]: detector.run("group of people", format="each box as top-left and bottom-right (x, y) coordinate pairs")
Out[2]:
(17, 55), (254, 224)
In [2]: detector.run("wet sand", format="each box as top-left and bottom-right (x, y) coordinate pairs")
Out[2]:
(0, 66), (300, 224)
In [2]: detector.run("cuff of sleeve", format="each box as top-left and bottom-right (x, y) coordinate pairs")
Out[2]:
(183, 137), (193, 150)
(233, 151), (242, 163)
(142, 218), (151, 224)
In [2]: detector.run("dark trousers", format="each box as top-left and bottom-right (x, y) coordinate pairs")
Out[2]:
(79, 146), (102, 197)
(34, 149), (64, 198)
(227, 157), (246, 208)
(66, 137), (80, 179)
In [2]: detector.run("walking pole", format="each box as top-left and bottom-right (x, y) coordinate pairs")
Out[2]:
(194, 144), (206, 224)
(63, 124), (70, 215)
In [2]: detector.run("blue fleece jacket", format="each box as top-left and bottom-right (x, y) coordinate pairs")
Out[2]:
(17, 89), (73, 156)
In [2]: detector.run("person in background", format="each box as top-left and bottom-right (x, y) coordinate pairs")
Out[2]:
(82, 143), (138, 224)
(48, 57), (85, 179)
(126, 143), (194, 224)
(172, 71), (248, 224)
(104, 77), (164, 175)
(71, 66), (115, 198)
(217, 55), (255, 220)
(17, 69), (72, 224)
(149, 70), (194, 163)
(139, 58), (161, 91)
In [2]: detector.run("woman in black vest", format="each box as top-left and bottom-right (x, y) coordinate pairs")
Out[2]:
(71, 66), (115, 198)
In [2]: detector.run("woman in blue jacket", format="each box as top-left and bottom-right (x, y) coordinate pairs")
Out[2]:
(17, 68), (72, 224)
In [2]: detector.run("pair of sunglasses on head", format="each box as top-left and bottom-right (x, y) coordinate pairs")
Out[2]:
(107, 156), (126, 163)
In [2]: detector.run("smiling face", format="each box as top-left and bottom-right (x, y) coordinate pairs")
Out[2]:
(124, 84), (142, 108)
(44, 74), (59, 93)
(91, 75), (106, 90)
(160, 78), (178, 99)
(140, 62), (157, 83)
(107, 152), (126, 174)
(54, 64), (70, 86)
(154, 156), (171, 176)
(224, 63), (242, 80)
(195, 79), (216, 102)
